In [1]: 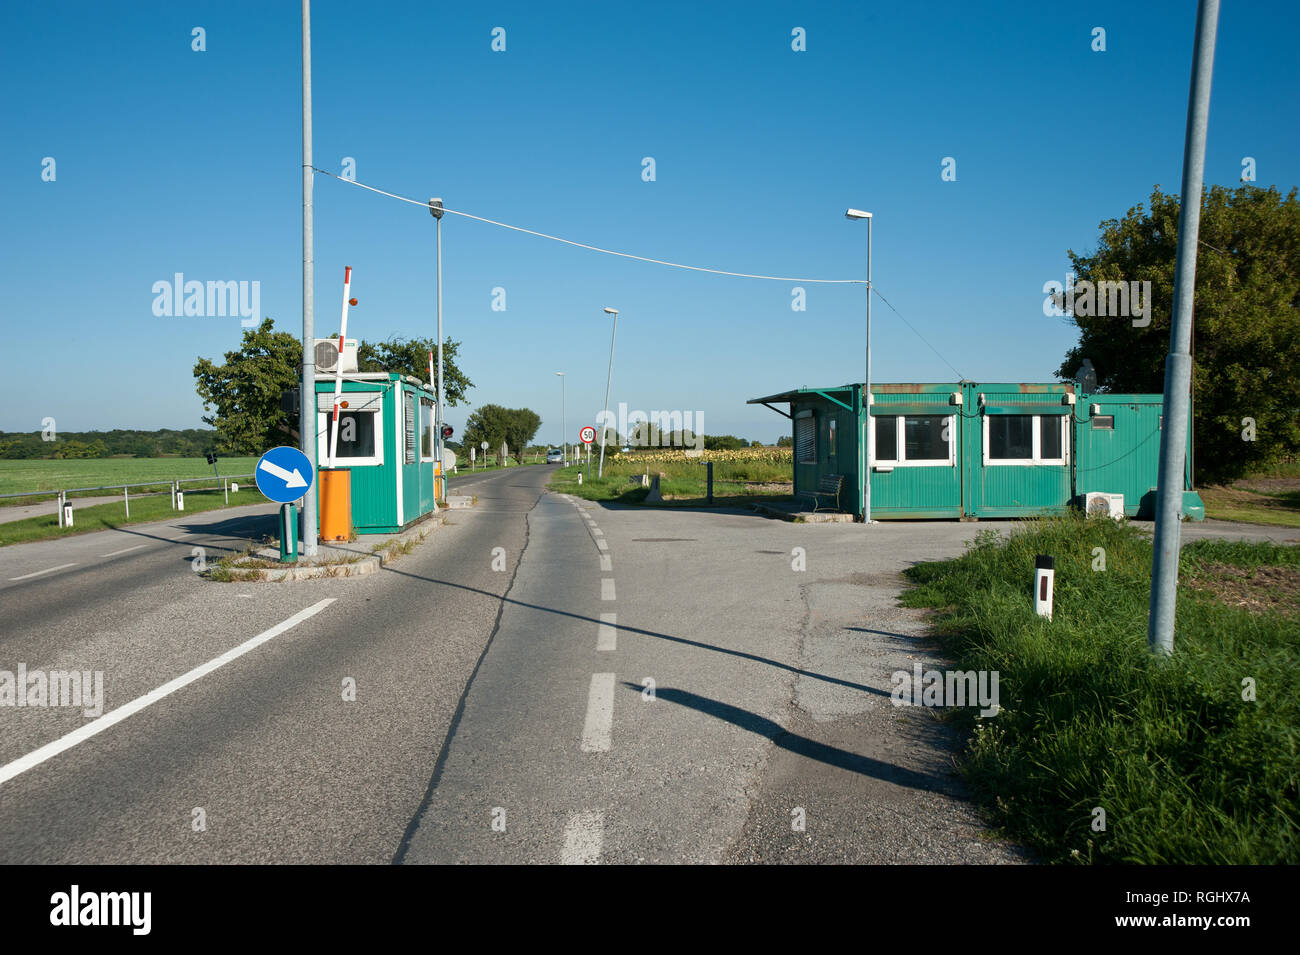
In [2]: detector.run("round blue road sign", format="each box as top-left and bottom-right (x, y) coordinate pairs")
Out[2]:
(255, 446), (315, 504)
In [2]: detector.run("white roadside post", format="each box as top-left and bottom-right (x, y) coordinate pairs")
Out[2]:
(1035, 555), (1055, 621)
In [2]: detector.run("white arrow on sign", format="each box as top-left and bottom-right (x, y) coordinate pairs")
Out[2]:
(258, 457), (308, 489)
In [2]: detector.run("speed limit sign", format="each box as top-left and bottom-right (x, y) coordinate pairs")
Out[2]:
(579, 426), (596, 444)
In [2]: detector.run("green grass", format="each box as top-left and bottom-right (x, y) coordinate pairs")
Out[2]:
(547, 457), (792, 505)
(0, 457), (260, 502)
(0, 486), (268, 546)
(1199, 484), (1300, 528)
(901, 513), (1300, 864)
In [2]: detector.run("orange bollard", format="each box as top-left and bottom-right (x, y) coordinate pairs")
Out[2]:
(319, 467), (352, 541)
(434, 461), (443, 502)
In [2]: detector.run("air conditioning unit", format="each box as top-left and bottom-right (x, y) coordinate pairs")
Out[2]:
(1084, 491), (1124, 520)
(315, 338), (358, 374)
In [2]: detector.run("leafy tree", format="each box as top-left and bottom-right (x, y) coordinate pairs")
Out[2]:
(356, 336), (472, 405)
(1056, 184), (1300, 483)
(776, 435), (794, 447)
(195, 319), (473, 455)
(194, 319), (302, 454)
(703, 434), (749, 451)
(462, 404), (542, 465)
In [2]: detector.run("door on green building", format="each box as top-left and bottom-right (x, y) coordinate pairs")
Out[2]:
(866, 410), (962, 518)
(974, 410), (1072, 516)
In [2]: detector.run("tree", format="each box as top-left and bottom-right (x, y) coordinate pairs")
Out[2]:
(195, 319), (474, 455)
(1055, 184), (1300, 484)
(194, 319), (301, 454)
(356, 336), (472, 405)
(462, 405), (542, 465)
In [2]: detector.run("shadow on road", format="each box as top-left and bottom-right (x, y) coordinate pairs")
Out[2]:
(630, 683), (947, 792)
(383, 564), (892, 698)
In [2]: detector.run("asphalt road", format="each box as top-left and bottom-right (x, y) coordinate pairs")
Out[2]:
(2, 464), (1287, 864)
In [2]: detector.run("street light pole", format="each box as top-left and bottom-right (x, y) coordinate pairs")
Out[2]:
(1148, 0), (1220, 656)
(430, 198), (445, 476)
(846, 208), (873, 523)
(555, 371), (566, 465)
(598, 307), (618, 479)
(299, 0), (318, 557)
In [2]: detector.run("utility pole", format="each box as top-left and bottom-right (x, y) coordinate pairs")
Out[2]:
(430, 198), (445, 474)
(299, 0), (318, 556)
(1148, 0), (1220, 656)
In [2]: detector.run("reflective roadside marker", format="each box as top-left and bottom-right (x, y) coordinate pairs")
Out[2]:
(1035, 554), (1055, 620)
(62, 501), (74, 527)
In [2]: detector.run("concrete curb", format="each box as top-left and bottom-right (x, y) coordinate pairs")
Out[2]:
(751, 503), (854, 523)
(218, 506), (461, 582)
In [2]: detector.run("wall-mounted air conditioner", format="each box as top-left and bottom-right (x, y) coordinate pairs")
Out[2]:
(1084, 491), (1124, 520)
(315, 338), (358, 374)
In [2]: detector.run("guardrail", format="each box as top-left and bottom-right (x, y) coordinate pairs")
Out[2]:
(0, 474), (257, 527)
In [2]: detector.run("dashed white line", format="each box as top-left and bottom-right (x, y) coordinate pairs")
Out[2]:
(0, 598), (337, 787)
(596, 539), (608, 551)
(591, 528), (604, 537)
(560, 811), (605, 864)
(100, 545), (146, 558)
(601, 578), (616, 601)
(580, 673), (616, 753)
(597, 613), (618, 651)
(8, 563), (78, 581)
(599, 554), (612, 572)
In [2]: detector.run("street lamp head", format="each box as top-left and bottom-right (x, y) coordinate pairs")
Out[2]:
(845, 208), (872, 220)
(429, 197), (444, 220)
(555, 371), (564, 377)
(603, 307), (618, 315)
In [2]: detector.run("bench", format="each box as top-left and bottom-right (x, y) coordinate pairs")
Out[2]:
(801, 473), (844, 513)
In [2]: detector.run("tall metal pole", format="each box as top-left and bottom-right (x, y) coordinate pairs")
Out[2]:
(864, 214), (872, 524)
(1148, 0), (1220, 656)
(299, 0), (318, 557)
(598, 308), (618, 479)
(430, 199), (445, 473)
(556, 372), (566, 465)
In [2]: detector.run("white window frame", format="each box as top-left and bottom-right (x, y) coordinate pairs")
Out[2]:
(420, 397), (436, 463)
(869, 413), (956, 468)
(982, 413), (1070, 466)
(316, 409), (384, 467)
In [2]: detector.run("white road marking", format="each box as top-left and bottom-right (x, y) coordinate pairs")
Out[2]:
(596, 539), (608, 551)
(591, 528), (603, 537)
(599, 554), (612, 572)
(560, 811), (605, 864)
(597, 613), (618, 651)
(0, 598), (337, 787)
(601, 578), (616, 601)
(8, 563), (78, 581)
(100, 545), (146, 558)
(580, 673), (615, 753)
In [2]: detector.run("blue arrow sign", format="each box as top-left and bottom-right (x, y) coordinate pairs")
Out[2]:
(255, 446), (314, 504)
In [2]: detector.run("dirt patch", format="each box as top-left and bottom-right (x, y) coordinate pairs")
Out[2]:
(1236, 477), (1300, 494)
(1185, 562), (1300, 617)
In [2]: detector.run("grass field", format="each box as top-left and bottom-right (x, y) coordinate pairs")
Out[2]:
(0, 457), (260, 502)
(0, 485), (268, 547)
(547, 449), (792, 505)
(901, 514), (1300, 864)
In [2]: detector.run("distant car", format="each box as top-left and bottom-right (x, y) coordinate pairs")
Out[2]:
(546, 448), (564, 463)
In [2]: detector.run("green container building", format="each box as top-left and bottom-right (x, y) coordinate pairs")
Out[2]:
(749, 380), (1203, 521)
(313, 373), (440, 533)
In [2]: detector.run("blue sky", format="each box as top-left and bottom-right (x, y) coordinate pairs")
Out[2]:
(3, 0), (1297, 446)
